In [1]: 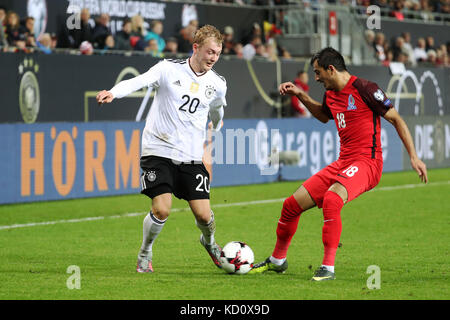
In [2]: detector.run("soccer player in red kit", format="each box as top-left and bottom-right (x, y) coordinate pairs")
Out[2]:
(249, 47), (428, 281)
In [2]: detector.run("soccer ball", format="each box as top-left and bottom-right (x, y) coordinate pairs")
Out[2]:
(219, 241), (254, 275)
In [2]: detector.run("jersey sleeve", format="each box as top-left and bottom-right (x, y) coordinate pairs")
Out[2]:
(321, 93), (333, 119)
(109, 60), (166, 99)
(209, 81), (227, 109)
(354, 79), (393, 116)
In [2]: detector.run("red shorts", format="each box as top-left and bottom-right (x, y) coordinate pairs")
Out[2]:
(303, 157), (383, 208)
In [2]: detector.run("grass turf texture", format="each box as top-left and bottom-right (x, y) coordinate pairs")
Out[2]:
(0, 168), (449, 300)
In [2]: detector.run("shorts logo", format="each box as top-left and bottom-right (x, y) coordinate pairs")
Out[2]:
(374, 89), (384, 101)
(147, 171), (156, 182)
(347, 94), (357, 111)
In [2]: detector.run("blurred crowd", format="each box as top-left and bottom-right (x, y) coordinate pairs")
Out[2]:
(0, 5), (291, 61)
(366, 30), (450, 67)
(349, 0), (450, 21)
(0, 2), (448, 67)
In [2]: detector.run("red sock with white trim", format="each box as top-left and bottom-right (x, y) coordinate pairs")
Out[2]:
(271, 195), (303, 260)
(321, 191), (344, 267)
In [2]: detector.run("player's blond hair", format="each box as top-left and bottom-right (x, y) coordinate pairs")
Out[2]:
(193, 25), (223, 47)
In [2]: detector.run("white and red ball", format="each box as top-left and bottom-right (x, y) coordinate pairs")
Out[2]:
(219, 241), (254, 274)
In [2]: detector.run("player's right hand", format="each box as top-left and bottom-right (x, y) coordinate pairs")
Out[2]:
(96, 90), (114, 105)
(279, 82), (302, 96)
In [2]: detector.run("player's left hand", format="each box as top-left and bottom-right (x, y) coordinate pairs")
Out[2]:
(411, 157), (428, 183)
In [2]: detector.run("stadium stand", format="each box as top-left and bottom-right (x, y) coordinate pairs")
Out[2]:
(1, 1), (448, 67)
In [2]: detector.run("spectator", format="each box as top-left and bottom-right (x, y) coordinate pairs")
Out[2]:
(233, 42), (244, 58)
(130, 14), (147, 39)
(92, 13), (111, 49)
(36, 33), (52, 54)
(424, 49), (437, 66)
(68, 8), (92, 49)
(365, 29), (375, 47)
(241, 22), (264, 46)
(163, 36), (178, 55)
(21, 16), (36, 48)
(0, 6), (9, 48)
(5, 11), (26, 47)
(145, 38), (163, 57)
(406, 1), (423, 19)
(382, 49), (394, 66)
(414, 37), (428, 62)
(373, 32), (386, 62)
(144, 20), (165, 54)
(115, 18), (132, 51)
(435, 46), (446, 66)
(291, 71), (311, 118)
(419, 0), (435, 20)
(177, 19), (197, 53)
(392, 36), (407, 63)
(264, 39), (278, 61)
(425, 36), (435, 51)
(99, 34), (115, 54)
(222, 25), (236, 55)
(401, 31), (416, 66)
(242, 35), (262, 60)
(0, 6), (6, 21)
(389, 0), (405, 20)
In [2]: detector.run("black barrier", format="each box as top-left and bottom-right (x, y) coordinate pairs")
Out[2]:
(1, 51), (449, 123)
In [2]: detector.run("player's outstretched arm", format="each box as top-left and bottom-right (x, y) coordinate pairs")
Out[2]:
(96, 90), (114, 105)
(279, 82), (329, 123)
(383, 108), (428, 183)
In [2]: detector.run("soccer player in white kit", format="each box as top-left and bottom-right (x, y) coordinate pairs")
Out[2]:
(96, 25), (227, 273)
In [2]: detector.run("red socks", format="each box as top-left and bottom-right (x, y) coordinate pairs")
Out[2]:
(272, 195), (303, 259)
(271, 191), (344, 266)
(321, 191), (344, 266)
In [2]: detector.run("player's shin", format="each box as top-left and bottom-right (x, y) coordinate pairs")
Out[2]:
(140, 211), (167, 256)
(271, 195), (303, 261)
(321, 191), (344, 268)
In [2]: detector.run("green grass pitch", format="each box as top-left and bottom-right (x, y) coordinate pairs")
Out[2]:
(0, 168), (449, 300)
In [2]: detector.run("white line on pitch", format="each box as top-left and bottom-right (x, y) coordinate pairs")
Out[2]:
(0, 180), (448, 231)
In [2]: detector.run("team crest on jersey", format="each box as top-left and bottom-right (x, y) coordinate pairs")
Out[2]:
(190, 82), (200, 93)
(205, 85), (216, 99)
(147, 171), (156, 182)
(374, 89), (384, 101)
(347, 94), (357, 110)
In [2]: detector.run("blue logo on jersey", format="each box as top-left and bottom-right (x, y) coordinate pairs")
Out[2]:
(347, 94), (357, 111)
(383, 98), (392, 106)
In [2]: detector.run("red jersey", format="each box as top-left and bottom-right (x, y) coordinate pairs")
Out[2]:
(321, 75), (393, 161)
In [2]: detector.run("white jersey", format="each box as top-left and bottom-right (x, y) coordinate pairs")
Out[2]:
(109, 58), (227, 162)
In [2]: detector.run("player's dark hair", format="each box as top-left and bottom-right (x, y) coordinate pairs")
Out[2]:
(310, 47), (347, 72)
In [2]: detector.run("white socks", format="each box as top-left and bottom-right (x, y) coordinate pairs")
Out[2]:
(321, 265), (335, 273)
(140, 211), (167, 256)
(196, 211), (216, 245)
(269, 256), (286, 266)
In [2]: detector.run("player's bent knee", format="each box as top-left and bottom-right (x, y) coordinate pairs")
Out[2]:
(327, 183), (348, 203)
(152, 206), (170, 220)
(293, 185), (316, 211)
